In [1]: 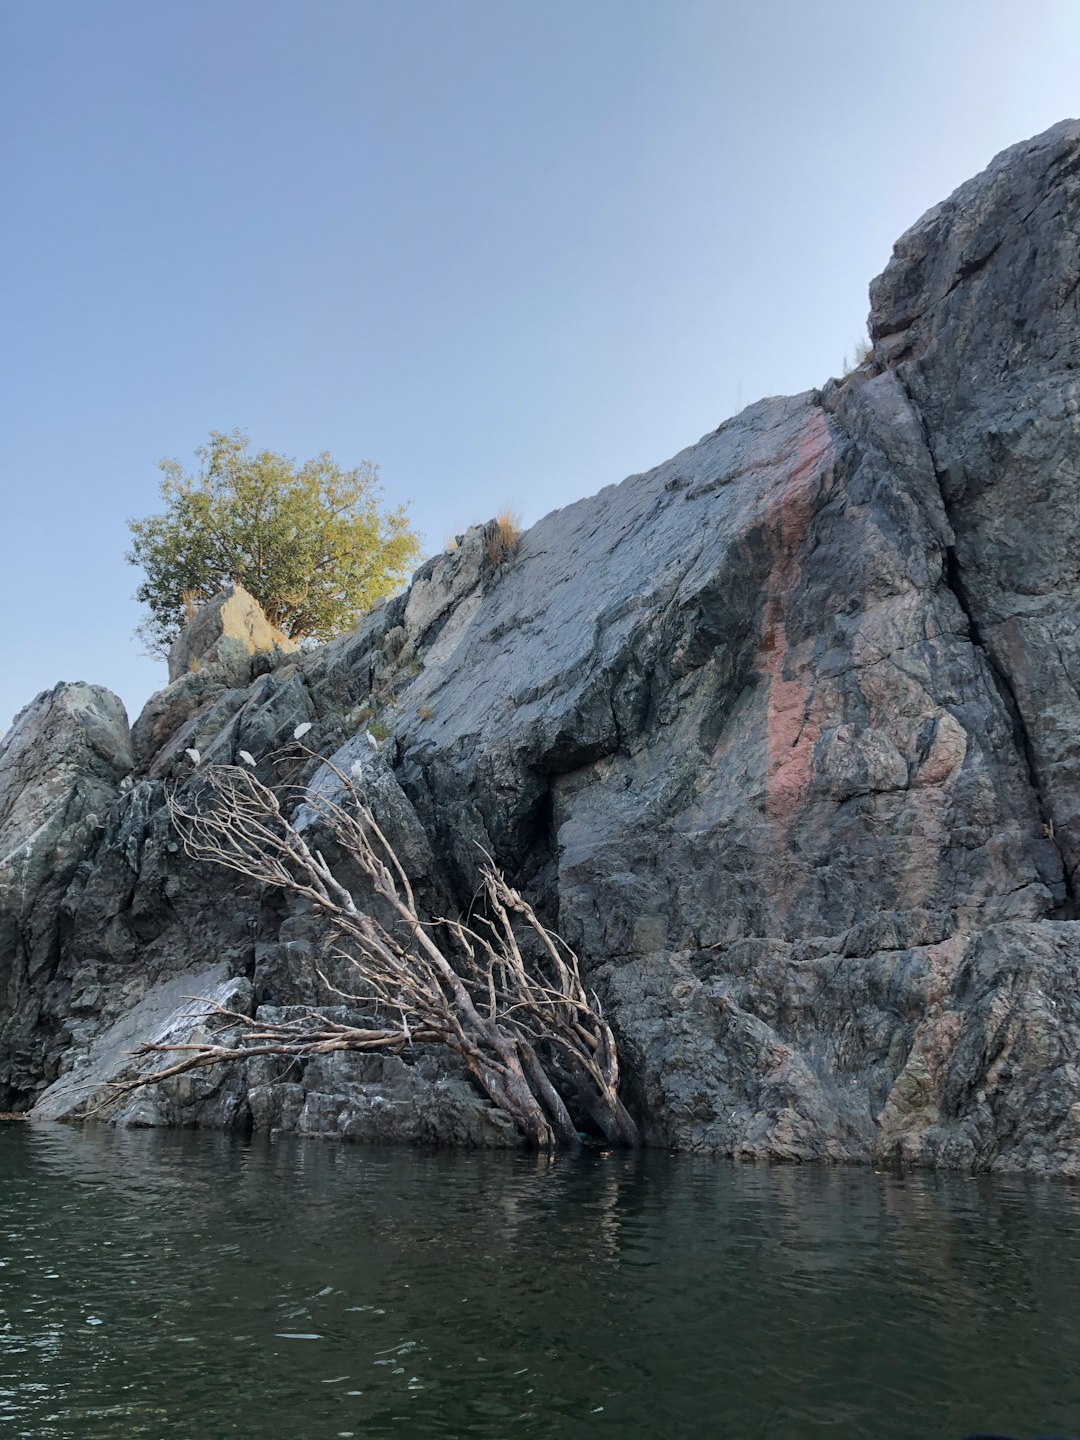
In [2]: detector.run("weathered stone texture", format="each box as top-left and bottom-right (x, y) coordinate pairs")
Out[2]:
(3, 122), (1080, 1169)
(0, 684), (132, 1105)
(166, 580), (296, 686)
(871, 118), (1080, 901)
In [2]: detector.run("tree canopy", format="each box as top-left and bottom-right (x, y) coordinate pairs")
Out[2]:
(127, 430), (421, 656)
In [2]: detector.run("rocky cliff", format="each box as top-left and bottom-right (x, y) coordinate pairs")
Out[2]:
(4, 121), (1080, 1172)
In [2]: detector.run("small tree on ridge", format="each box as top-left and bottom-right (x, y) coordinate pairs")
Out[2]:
(127, 429), (420, 656)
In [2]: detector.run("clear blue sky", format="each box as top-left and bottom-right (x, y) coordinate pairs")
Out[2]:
(2, 0), (1078, 729)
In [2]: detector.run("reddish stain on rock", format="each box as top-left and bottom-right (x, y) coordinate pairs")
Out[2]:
(761, 409), (834, 829)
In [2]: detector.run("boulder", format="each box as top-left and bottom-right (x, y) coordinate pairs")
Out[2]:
(166, 581), (296, 686)
(131, 584), (301, 773)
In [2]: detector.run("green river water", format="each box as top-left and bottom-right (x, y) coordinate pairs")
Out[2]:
(1, 1123), (1079, 1439)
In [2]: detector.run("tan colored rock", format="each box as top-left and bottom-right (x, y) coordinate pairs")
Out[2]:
(167, 583), (296, 687)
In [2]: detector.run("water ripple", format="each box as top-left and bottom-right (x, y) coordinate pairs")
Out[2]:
(1, 1124), (1079, 1438)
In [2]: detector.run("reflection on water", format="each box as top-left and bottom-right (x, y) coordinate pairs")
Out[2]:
(1, 1124), (1079, 1439)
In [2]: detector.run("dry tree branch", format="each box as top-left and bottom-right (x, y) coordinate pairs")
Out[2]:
(116, 750), (639, 1149)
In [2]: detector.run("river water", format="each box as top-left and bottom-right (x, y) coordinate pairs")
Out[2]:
(1, 1124), (1079, 1439)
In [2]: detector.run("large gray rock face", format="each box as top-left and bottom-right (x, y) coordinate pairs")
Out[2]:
(870, 119), (1080, 902)
(395, 377), (1061, 946)
(0, 684), (132, 1105)
(3, 121), (1080, 1169)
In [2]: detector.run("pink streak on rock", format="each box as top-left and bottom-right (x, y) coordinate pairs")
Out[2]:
(760, 409), (834, 829)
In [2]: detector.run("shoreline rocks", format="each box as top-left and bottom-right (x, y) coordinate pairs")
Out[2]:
(4, 121), (1080, 1171)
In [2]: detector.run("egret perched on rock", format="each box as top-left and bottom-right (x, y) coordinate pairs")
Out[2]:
(293, 722), (313, 740)
(184, 748), (201, 765)
(238, 750), (256, 767)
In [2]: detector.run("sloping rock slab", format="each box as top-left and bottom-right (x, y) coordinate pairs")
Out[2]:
(30, 966), (248, 1124)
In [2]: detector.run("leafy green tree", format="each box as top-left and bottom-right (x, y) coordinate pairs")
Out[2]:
(127, 430), (420, 656)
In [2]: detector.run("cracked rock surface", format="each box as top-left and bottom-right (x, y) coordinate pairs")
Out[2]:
(3, 120), (1080, 1170)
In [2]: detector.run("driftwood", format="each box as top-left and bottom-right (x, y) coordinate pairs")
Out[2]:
(117, 754), (639, 1150)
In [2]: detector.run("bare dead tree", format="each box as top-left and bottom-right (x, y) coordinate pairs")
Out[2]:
(117, 755), (639, 1149)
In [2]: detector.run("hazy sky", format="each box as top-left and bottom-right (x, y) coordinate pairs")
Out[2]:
(2, 0), (1078, 728)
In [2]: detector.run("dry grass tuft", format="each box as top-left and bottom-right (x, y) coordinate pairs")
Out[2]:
(487, 509), (522, 566)
(838, 336), (877, 383)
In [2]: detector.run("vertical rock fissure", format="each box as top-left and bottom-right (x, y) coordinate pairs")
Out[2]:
(889, 368), (1075, 914)
(941, 541), (1074, 914)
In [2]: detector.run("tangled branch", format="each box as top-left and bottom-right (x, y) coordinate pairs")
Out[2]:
(117, 753), (638, 1149)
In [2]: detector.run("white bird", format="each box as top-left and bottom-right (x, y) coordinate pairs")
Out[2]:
(238, 750), (256, 767)
(365, 730), (379, 750)
(184, 748), (201, 765)
(293, 722), (313, 740)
